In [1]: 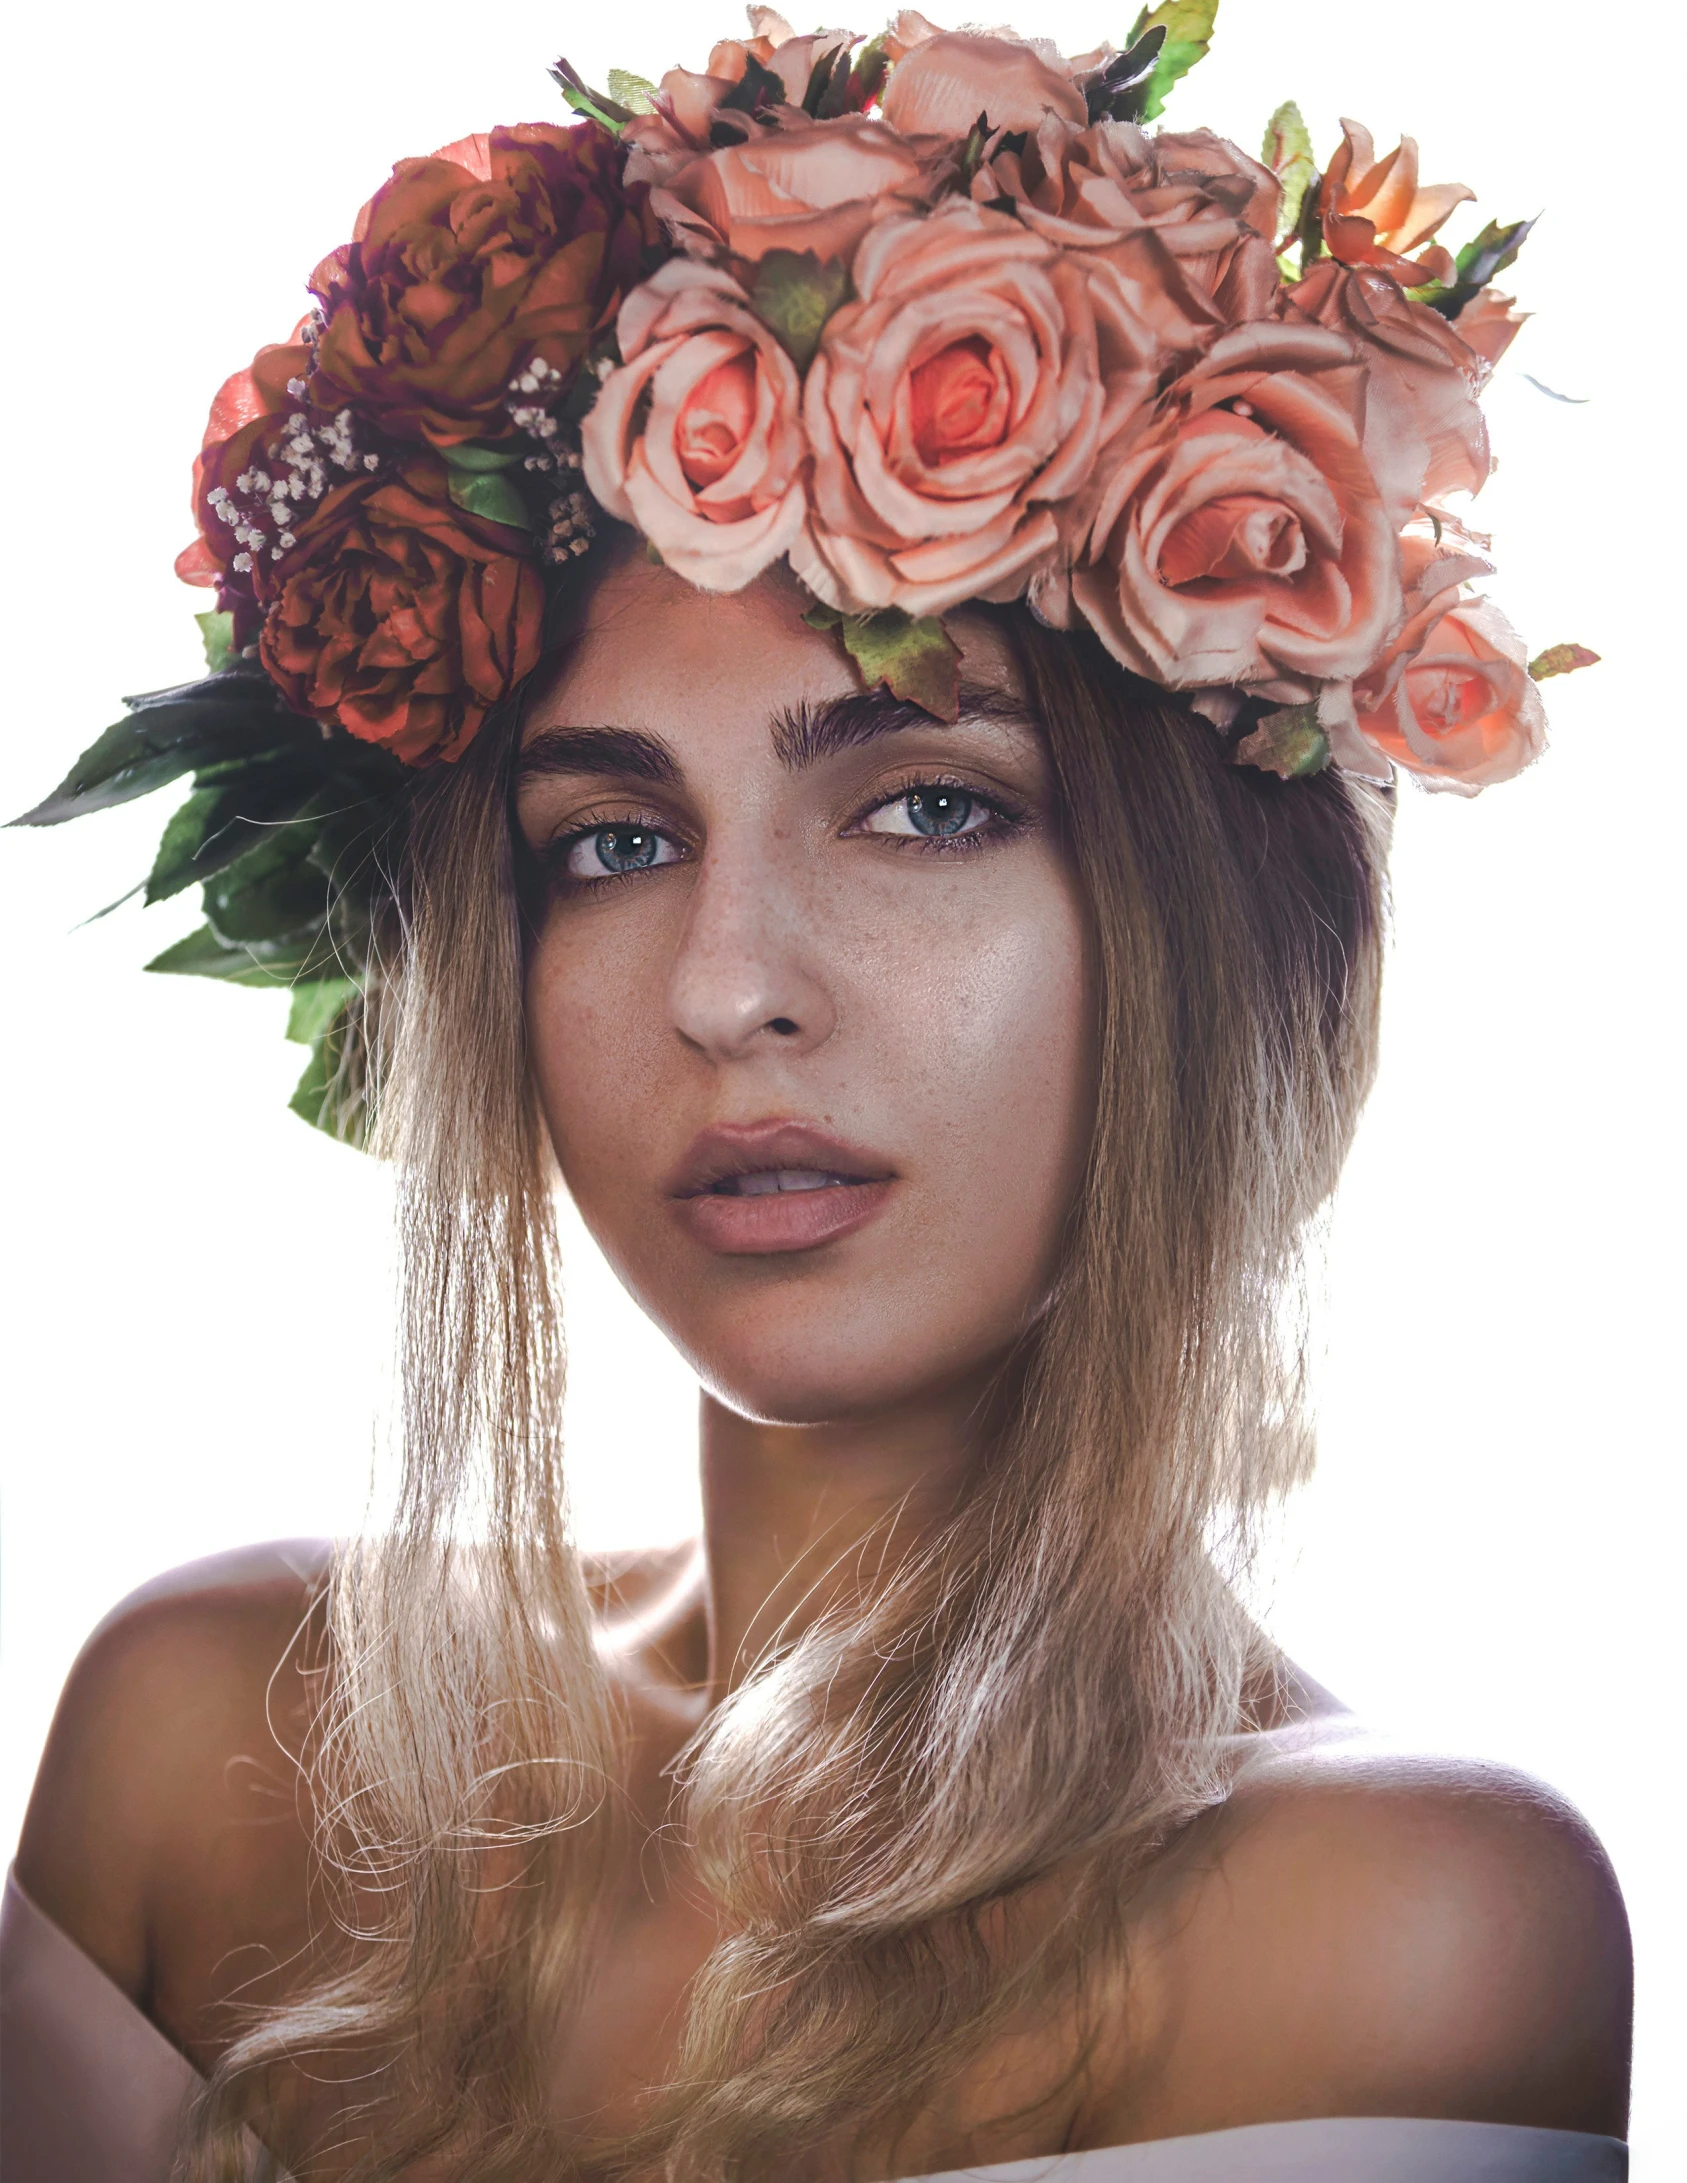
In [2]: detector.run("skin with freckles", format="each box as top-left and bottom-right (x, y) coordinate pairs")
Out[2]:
(519, 553), (1093, 1439)
(16, 554), (1633, 2175)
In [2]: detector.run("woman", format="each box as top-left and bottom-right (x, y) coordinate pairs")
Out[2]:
(1, 12), (1629, 2180)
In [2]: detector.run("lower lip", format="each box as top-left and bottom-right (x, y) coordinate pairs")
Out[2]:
(673, 1178), (896, 1256)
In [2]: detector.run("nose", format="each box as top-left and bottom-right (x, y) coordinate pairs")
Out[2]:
(667, 835), (836, 1063)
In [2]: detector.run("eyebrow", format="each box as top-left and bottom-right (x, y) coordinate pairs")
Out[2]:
(516, 686), (1033, 787)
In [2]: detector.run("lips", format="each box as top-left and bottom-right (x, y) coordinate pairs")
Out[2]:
(668, 1122), (897, 1256)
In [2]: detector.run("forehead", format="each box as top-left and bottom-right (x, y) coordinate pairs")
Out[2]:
(522, 550), (1024, 752)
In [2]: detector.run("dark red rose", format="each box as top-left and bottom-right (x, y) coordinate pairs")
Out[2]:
(257, 457), (544, 764)
(307, 122), (652, 448)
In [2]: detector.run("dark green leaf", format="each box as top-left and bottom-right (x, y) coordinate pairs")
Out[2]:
(204, 830), (337, 944)
(803, 43), (855, 120)
(1126, 0), (1218, 123)
(1083, 25), (1166, 123)
(13, 680), (306, 826)
(749, 250), (852, 370)
(146, 923), (308, 987)
(804, 603), (961, 722)
(144, 766), (321, 905)
(445, 466), (533, 529)
(846, 33), (890, 111)
(1430, 214), (1537, 322)
(195, 609), (238, 674)
(443, 444), (526, 474)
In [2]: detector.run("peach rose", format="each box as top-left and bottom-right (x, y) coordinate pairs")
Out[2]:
(1287, 260), (1490, 519)
(1320, 119), (1475, 287)
(880, 28), (1086, 137)
(581, 258), (807, 591)
(792, 202), (1114, 620)
(651, 114), (939, 264)
(1070, 322), (1404, 699)
(1352, 591), (1545, 792)
(980, 116), (1280, 334)
(1452, 286), (1529, 367)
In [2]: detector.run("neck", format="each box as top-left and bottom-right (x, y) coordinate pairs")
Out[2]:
(694, 1380), (991, 1705)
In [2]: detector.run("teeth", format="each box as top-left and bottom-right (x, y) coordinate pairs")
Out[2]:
(717, 1169), (853, 1196)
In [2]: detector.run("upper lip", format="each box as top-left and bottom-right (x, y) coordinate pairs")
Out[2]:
(667, 1120), (896, 1200)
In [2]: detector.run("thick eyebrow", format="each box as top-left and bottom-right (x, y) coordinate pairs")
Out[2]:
(771, 685), (1033, 771)
(516, 724), (680, 787)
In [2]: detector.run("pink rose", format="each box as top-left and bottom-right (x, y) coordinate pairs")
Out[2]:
(581, 259), (807, 590)
(794, 202), (1117, 620)
(880, 29), (1086, 138)
(1320, 119), (1475, 287)
(1452, 286), (1529, 367)
(1352, 591), (1546, 792)
(1070, 322), (1404, 701)
(651, 114), (939, 264)
(1287, 260), (1491, 517)
(980, 116), (1280, 333)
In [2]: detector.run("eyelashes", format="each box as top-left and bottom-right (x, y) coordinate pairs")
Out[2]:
(539, 775), (1028, 896)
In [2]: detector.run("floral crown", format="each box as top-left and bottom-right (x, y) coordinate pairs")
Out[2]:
(19, 5), (1595, 1143)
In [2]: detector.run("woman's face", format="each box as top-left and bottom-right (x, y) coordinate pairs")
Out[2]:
(518, 553), (1093, 1427)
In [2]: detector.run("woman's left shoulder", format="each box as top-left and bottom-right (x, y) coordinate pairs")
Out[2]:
(1107, 1729), (1632, 2141)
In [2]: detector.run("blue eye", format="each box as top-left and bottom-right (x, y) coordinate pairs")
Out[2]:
(563, 824), (682, 881)
(861, 786), (991, 841)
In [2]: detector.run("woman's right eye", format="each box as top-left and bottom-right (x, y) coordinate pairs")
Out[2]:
(560, 823), (685, 883)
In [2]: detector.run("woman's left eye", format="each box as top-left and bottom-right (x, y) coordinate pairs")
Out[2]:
(858, 785), (996, 842)
(561, 823), (685, 882)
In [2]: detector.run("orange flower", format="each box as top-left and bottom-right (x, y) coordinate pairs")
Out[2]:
(582, 259), (808, 591)
(1070, 323), (1402, 701)
(794, 202), (1111, 621)
(879, 28), (1086, 137)
(308, 123), (649, 448)
(1319, 120), (1475, 287)
(651, 114), (939, 264)
(1353, 590), (1546, 792)
(259, 458), (543, 764)
(1287, 260), (1490, 518)
(1452, 286), (1529, 367)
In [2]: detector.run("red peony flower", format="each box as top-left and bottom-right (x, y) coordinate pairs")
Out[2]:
(257, 457), (544, 764)
(308, 123), (652, 448)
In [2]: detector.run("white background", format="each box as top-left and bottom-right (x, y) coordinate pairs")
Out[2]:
(1, 0), (1680, 2167)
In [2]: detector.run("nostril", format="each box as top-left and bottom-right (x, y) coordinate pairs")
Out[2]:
(768, 1017), (799, 1038)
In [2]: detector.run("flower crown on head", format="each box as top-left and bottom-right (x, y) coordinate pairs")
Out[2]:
(18, 5), (1597, 1144)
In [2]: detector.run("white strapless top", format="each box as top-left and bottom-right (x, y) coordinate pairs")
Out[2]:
(0, 1870), (1626, 2182)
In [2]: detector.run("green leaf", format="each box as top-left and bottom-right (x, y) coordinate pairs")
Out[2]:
(1126, 0), (1219, 123)
(804, 604), (961, 722)
(1083, 25), (1166, 124)
(12, 677), (306, 826)
(846, 33), (890, 111)
(195, 609), (238, 674)
(548, 56), (632, 133)
(146, 923), (298, 987)
(749, 250), (851, 371)
(1233, 704), (1330, 780)
(803, 42), (855, 120)
(1430, 214), (1537, 321)
(143, 764), (320, 904)
(444, 444), (525, 474)
(1528, 642), (1601, 682)
(289, 998), (372, 1149)
(1262, 101), (1316, 247)
(287, 976), (362, 1047)
(445, 464), (532, 530)
(204, 831), (335, 944)
(606, 68), (658, 115)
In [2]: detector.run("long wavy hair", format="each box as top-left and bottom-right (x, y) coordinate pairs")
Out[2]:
(183, 598), (1392, 2182)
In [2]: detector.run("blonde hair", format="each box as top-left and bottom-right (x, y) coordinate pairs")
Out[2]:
(185, 608), (1391, 2182)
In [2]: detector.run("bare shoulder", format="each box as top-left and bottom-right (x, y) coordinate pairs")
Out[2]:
(15, 1540), (332, 2021)
(1098, 1732), (1632, 2142)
